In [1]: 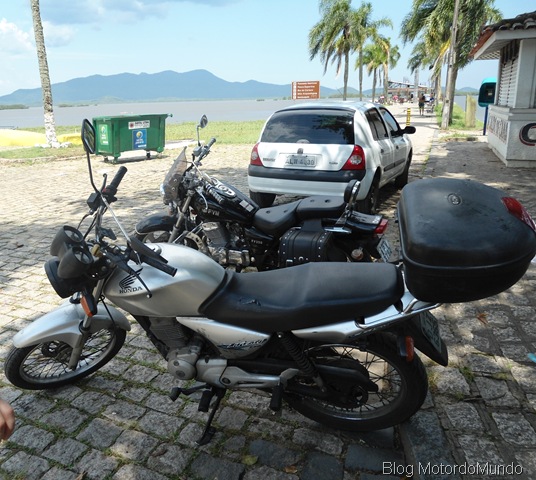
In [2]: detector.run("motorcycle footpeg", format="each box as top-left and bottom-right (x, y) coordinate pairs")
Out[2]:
(270, 383), (284, 411)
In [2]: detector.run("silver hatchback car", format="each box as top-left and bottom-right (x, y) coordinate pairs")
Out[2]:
(248, 101), (415, 212)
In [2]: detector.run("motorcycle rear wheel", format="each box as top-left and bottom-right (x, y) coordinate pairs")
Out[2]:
(284, 333), (428, 432)
(4, 327), (126, 390)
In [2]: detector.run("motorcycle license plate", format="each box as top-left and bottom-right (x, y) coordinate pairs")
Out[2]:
(285, 154), (318, 168)
(377, 237), (392, 262)
(419, 311), (442, 354)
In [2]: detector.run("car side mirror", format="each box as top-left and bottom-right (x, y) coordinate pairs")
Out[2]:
(402, 126), (416, 135)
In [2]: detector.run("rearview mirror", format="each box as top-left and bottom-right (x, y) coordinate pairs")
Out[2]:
(403, 126), (416, 135)
(81, 119), (96, 154)
(198, 115), (208, 129)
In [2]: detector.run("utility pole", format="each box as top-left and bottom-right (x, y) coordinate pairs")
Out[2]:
(441, 0), (460, 130)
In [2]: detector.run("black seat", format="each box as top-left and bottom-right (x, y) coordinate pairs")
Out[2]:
(296, 196), (346, 220)
(200, 262), (404, 333)
(252, 200), (300, 236)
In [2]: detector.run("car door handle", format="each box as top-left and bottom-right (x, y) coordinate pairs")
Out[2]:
(380, 149), (384, 153)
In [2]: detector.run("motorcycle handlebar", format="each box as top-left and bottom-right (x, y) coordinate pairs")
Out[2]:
(102, 166), (128, 202)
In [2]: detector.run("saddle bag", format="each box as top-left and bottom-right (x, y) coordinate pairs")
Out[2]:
(279, 227), (333, 267)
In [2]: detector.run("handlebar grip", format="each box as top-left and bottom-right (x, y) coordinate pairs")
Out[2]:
(207, 137), (217, 148)
(141, 254), (177, 277)
(109, 166), (128, 190)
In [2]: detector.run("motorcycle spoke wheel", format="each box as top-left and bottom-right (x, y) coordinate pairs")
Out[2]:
(4, 328), (126, 390)
(284, 333), (428, 432)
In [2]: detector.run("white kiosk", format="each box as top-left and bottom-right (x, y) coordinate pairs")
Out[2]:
(470, 11), (536, 167)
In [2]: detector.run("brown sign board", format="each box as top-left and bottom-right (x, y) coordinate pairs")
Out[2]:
(291, 81), (320, 99)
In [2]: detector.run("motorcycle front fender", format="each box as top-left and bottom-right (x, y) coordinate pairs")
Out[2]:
(13, 301), (131, 349)
(135, 213), (175, 234)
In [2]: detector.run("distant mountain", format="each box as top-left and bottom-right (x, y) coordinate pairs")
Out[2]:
(0, 70), (352, 106)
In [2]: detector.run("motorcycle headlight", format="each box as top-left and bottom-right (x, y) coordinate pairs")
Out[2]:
(45, 258), (91, 298)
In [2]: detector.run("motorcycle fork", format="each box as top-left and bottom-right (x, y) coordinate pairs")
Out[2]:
(67, 279), (104, 369)
(169, 194), (193, 242)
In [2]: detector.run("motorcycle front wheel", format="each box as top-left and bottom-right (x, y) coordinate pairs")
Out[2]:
(4, 327), (126, 390)
(284, 333), (428, 432)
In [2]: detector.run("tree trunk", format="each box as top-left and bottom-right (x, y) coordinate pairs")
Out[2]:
(358, 49), (363, 100)
(343, 51), (349, 100)
(30, 0), (59, 148)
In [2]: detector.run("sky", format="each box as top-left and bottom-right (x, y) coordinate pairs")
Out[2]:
(0, 0), (528, 98)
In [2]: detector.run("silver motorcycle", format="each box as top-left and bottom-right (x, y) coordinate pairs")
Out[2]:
(5, 119), (535, 445)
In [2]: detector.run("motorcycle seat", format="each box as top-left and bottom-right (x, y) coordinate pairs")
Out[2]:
(253, 200), (300, 236)
(296, 196), (346, 220)
(199, 262), (404, 333)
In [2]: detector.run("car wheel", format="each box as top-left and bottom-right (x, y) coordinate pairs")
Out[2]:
(249, 191), (276, 208)
(356, 177), (380, 214)
(394, 156), (412, 189)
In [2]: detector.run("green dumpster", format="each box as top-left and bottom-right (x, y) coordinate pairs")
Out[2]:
(92, 113), (172, 162)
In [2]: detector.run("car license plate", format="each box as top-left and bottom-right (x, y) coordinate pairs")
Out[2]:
(377, 237), (392, 262)
(285, 154), (317, 168)
(419, 311), (442, 353)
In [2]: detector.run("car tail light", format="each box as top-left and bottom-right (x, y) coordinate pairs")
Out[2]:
(342, 145), (365, 170)
(250, 143), (263, 166)
(502, 197), (536, 232)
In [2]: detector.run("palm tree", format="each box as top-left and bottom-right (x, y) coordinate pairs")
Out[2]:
(352, 3), (392, 100)
(30, 0), (59, 147)
(362, 42), (384, 102)
(400, 0), (501, 127)
(309, 0), (357, 100)
(378, 37), (400, 101)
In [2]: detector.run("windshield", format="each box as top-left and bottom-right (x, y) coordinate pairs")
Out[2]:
(162, 147), (188, 203)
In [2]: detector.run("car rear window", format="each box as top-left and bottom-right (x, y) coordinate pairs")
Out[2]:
(260, 109), (354, 144)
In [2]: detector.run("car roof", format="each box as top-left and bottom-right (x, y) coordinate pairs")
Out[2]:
(272, 100), (380, 115)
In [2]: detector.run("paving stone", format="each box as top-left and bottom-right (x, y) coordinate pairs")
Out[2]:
(40, 407), (88, 434)
(345, 444), (403, 474)
(76, 449), (120, 480)
(76, 417), (124, 448)
(103, 399), (146, 425)
(492, 412), (536, 446)
(301, 451), (343, 480)
(9, 424), (55, 452)
(110, 429), (160, 460)
(189, 452), (245, 480)
(146, 443), (195, 476)
(41, 467), (80, 480)
(216, 406), (249, 430)
(1, 451), (50, 479)
(292, 428), (344, 455)
(444, 402), (485, 432)
(137, 409), (184, 438)
(243, 464), (299, 480)
(249, 439), (302, 470)
(71, 390), (116, 414)
(43, 437), (89, 465)
(112, 464), (168, 480)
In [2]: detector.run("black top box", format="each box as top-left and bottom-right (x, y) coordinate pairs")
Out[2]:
(398, 178), (536, 303)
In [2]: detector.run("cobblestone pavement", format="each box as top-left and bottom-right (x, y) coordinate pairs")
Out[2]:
(0, 104), (535, 479)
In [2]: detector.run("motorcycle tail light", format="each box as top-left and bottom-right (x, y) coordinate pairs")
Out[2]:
(250, 144), (263, 166)
(374, 218), (388, 234)
(342, 145), (365, 170)
(502, 197), (536, 232)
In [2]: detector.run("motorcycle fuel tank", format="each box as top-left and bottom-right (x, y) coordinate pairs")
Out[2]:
(104, 243), (226, 316)
(194, 179), (258, 223)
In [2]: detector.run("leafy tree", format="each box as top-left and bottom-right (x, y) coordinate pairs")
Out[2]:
(378, 37), (400, 100)
(30, 0), (59, 147)
(361, 42), (384, 102)
(352, 3), (392, 100)
(309, 0), (391, 101)
(400, 0), (501, 127)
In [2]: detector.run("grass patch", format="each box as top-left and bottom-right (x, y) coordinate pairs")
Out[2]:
(0, 120), (264, 161)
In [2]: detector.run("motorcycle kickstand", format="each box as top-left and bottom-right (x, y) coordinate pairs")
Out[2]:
(196, 386), (226, 446)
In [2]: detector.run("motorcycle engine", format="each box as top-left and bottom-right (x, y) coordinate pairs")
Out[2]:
(202, 222), (250, 268)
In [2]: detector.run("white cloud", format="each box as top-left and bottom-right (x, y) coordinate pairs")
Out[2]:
(0, 18), (33, 55)
(42, 21), (76, 47)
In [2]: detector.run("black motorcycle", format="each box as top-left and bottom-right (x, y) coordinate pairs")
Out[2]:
(135, 115), (392, 271)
